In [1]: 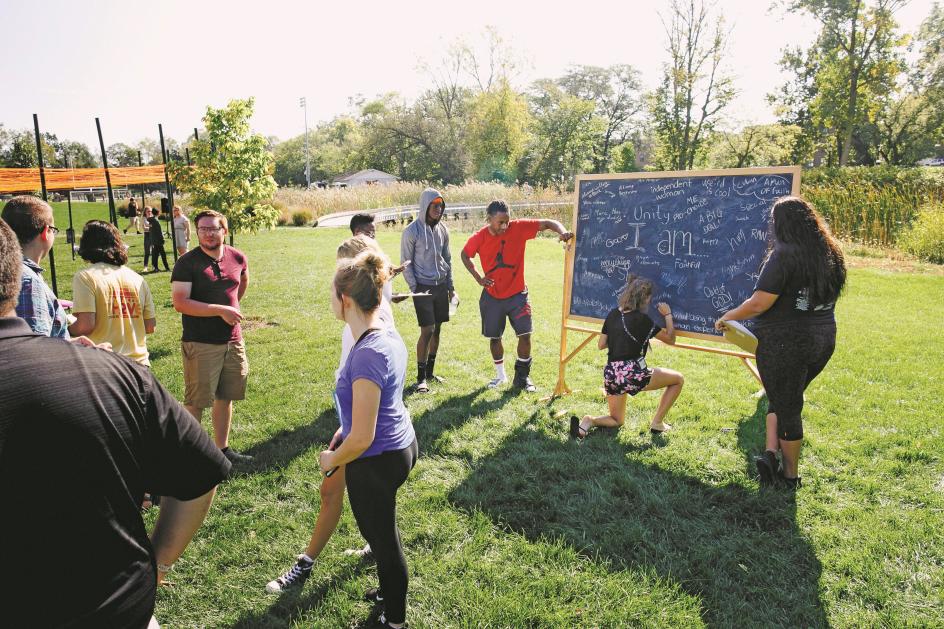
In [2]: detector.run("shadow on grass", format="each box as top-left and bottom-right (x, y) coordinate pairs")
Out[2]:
(229, 559), (374, 629)
(448, 405), (826, 627)
(242, 407), (339, 473)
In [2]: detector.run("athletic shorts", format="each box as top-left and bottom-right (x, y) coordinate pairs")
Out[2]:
(480, 289), (532, 339)
(182, 340), (249, 408)
(413, 283), (450, 327)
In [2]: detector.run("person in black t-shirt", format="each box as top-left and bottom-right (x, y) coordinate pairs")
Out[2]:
(716, 196), (846, 489)
(148, 207), (170, 272)
(570, 275), (684, 439)
(0, 219), (231, 627)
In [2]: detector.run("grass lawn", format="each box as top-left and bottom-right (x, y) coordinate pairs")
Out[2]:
(44, 210), (944, 627)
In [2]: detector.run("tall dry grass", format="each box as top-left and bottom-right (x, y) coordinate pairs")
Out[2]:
(273, 181), (570, 222)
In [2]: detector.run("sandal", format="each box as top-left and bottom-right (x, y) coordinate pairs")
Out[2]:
(649, 423), (672, 434)
(569, 416), (588, 439)
(415, 380), (429, 394)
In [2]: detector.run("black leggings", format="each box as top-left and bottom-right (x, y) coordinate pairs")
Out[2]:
(756, 322), (836, 441)
(150, 243), (169, 270)
(142, 232), (151, 268)
(346, 439), (418, 624)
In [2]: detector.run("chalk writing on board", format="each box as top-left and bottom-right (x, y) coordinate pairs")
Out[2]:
(569, 169), (797, 337)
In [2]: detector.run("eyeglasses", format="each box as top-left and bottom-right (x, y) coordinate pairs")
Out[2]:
(46, 225), (60, 235)
(429, 202), (444, 210)
(197, 226), (224, 234)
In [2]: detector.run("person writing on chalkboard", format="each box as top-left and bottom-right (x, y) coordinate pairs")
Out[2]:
(570, 275), (684, 438)
(461, 199), (573, 392)
(715, 196), (846, 489)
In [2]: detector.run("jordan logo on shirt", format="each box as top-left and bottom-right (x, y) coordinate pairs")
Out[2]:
(485, 240), (517, 276)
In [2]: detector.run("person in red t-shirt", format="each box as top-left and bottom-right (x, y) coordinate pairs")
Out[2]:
(461, 200), (573, 392)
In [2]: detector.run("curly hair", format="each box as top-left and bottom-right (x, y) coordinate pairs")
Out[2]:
(77, 220), (128, 266)
(617, 274), (653, 313)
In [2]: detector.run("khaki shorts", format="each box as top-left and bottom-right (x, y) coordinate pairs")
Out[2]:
(182, 340), (249, 408)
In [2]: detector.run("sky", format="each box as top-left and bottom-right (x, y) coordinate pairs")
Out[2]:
(0, 0), (935, 155)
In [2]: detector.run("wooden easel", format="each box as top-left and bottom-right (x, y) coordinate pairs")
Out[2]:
(551, 166), (801, 398)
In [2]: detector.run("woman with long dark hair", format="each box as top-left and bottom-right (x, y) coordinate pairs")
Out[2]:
(716, 196), (846, 488)
(68, 220), (156, 366)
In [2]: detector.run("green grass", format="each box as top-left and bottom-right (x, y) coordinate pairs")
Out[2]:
(42, 212), (944, 627)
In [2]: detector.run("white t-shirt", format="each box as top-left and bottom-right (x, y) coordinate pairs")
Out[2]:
(336, 281), (395, 380)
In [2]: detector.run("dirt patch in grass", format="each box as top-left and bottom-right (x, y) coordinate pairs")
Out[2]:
(241, 316), (279, 332)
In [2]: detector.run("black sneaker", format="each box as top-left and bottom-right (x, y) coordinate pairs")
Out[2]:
(375, 612), (407, 628)
(223, 447), (254, 465)
(779, 475), (802, 490)
(265, 555), (313, 593)
(755, 450), (778, 486)
(513, 376), (536, 392)
(365, 586), (384, 605)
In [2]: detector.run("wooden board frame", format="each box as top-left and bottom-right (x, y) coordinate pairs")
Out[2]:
(554, 166), (801, 397)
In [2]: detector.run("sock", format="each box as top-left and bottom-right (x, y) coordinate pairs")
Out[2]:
(494, 357), (506, 380)
(426, 353), (437, 378)
(417, 362), (427, 383)
(515, 356), (532, 380)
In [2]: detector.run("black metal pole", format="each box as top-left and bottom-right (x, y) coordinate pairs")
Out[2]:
(137, 150), (146, 218)
(95, 117), (118, 226)
(67, 190), (75, 261)
(185, 147), (191, 165)
(158, 124), (178, 260)
(32, 114), (59, 296)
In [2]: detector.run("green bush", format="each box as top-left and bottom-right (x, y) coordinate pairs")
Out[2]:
(898, 203), (944, 264)
(291, 210), (312, 227)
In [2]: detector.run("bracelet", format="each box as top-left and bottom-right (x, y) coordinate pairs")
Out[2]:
(665, 314), (673, 318)
(157, 562), (174, 573)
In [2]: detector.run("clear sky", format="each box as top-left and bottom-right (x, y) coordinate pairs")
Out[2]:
(0, 0), (934, 155)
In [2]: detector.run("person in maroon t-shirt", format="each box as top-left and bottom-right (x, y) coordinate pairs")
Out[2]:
(171, 210), (253, 465)
(461, 199), (573, 392)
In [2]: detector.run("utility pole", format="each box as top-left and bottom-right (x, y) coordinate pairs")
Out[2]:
(299, 96), (310, 189)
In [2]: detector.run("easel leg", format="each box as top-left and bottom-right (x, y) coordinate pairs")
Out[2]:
(740, 357), (766, 397)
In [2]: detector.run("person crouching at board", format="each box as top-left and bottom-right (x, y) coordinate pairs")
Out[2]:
(570, 275), (685, 439)
(715, 196), (846, 489)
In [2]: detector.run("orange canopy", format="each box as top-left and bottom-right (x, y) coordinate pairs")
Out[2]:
(0, 165), (168, 194)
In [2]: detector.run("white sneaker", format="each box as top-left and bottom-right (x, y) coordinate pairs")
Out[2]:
(343, 543), (372, 558)
(487, 376), (507, 389)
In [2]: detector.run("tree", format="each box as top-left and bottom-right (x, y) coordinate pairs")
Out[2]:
(467, 79), (531, 182)
(106, 143), (139, 167)
(168, 98), (278, 237)
(521, 79), (604, 187)
(706, 124), (804, 168)
(558, 64), (645, 172)
(650, 0), (736, 170)
(780, 0), (907, 166)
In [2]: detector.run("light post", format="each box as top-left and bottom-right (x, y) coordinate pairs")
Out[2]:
(299, 97), (311, 189)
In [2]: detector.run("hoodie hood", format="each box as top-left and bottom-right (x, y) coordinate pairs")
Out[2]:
(400, 187), (453, 291)
(418, 187), (445, 226)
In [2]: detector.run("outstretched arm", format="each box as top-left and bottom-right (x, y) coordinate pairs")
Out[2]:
(538, 219), (573, 242)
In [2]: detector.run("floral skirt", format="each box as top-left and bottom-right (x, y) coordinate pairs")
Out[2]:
(603, 359), (652, 396)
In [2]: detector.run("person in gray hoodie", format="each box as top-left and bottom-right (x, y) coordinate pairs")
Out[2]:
(400, 187), (454, 393)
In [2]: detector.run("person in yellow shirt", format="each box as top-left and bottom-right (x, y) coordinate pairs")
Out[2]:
(69, 221), (156, 366)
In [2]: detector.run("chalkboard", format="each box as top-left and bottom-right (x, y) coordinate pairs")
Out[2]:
(565, 167), (801, 340)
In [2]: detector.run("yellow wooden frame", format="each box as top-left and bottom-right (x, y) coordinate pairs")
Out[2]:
(553, 166), (801, 397)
